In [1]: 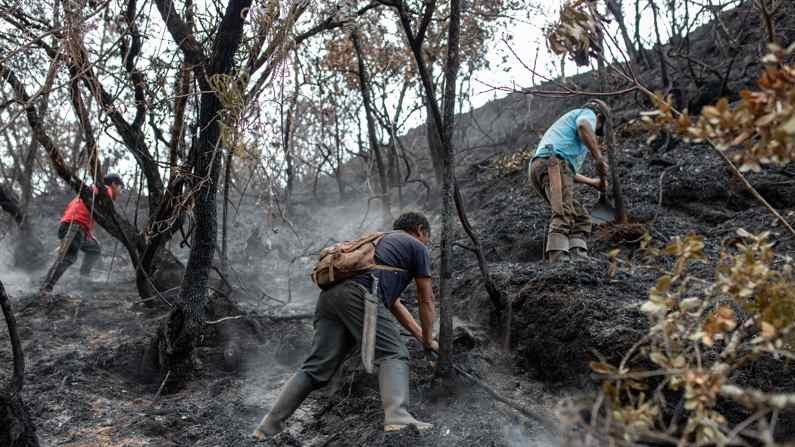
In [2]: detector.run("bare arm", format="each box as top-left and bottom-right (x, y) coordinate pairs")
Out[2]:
(577, 120), (608, 177)
(390, 299), (423, 341)
(574, 174), (605, 190)
(388, 276), (437, 351)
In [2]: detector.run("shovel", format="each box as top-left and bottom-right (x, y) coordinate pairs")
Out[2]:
(591, 176), (617, 224)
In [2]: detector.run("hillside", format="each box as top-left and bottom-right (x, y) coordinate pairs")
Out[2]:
(2, 1), (795, 445)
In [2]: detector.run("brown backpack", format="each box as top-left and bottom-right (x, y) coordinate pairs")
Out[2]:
(310, 232), (406, 289)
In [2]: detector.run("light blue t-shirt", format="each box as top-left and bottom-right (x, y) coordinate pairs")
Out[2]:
(532, 108), (597, 174)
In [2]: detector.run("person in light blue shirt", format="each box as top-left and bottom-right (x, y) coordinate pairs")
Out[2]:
(529, 99), (611, 263)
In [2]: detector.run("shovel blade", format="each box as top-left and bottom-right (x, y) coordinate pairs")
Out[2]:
(591, 196), (617, 224)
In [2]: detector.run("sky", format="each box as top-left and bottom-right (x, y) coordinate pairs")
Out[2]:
(466, 0), (739, 109)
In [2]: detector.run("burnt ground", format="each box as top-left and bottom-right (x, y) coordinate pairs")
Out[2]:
(3, 1), (795, 445)
(0, 236), (564, 446)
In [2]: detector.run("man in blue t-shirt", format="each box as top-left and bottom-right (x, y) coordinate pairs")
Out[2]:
(253, 212), (437, 441)
(529, 99), (611, 263)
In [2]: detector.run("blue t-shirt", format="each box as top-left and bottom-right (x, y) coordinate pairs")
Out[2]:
(350, 232), (433, 308)
(531, 108), (597, 174)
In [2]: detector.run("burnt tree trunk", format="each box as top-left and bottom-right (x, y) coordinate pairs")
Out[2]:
(332, 98), (347, 200)
(149, 0), (253, 387)
(392, 0), (504, 318)
(0, 281), (40, 447)
(650, 1), (671, 90)
(606, 119), (628, 223)
(0, 184), (24, 226)
(221, 148), (233, 273)
(633, 0), (650, 67)
(606, 0), (638, 61)
(283, 97), (295, 212)
(424, 66), (445, 187)
(352, 30), (392, 225)
(435, 0), (462, 376)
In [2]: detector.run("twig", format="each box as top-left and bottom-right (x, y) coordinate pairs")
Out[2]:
(452, 242), (476, 253)
(206, 312), (314, 325)
(709, 142), (795, 239)
(151, 370), (171, 405)
(651, 164), (677, 226)
(139, 286), (181, 303)
(452, 363), (557, 431)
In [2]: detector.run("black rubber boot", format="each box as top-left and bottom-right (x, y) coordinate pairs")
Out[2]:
(252, 371), (314, 441)
(379, 358), (432, 432)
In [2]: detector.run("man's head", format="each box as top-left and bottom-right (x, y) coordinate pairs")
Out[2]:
(583, 99), (611, 137)
(103, 174), (124, 201)
(392, 211), (431, 245)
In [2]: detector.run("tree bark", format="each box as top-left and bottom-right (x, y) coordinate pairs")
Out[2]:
(150, 0), (253, 387)
(650, 1), (671, 90)
(606, 121), (628, 224)
(425, 79), (445, 185)
(435, 0), (462, 377)
(634, 0), (650, 67)
(0, 281), (40, 447)
(221, 148), (233, 273)
(391, 0), (504, 316)
(606, 0), (638, 61)
(0, 184), (24, 226)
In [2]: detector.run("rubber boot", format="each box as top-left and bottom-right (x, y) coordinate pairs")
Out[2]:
(252, 371), (314, 441)
(546, 250), (570, 264)
(379, 358), (433, 432)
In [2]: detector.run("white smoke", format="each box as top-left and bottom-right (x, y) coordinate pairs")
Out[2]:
(0, 235), (36, 295)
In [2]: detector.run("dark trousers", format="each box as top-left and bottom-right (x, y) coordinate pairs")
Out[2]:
(41, 221), (101, 291)
(299, 281), (408, 386)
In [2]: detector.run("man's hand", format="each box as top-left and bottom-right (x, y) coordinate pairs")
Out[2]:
(424, 338), (439, 353)
(596, 155), (609, 177)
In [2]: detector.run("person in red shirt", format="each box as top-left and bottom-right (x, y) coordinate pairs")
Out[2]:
(40, 175), (124, 293)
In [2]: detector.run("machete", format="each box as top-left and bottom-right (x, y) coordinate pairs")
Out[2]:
(361, 274), (379, 374)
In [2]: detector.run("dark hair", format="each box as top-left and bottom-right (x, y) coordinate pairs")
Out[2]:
(392, 211), (431, 236)
(103, 174), (123, 187)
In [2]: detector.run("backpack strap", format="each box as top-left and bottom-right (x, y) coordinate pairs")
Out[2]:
(371, 264), (407, 273)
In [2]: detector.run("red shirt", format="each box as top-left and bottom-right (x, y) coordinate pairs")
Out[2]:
(60, 186), (113, 239)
